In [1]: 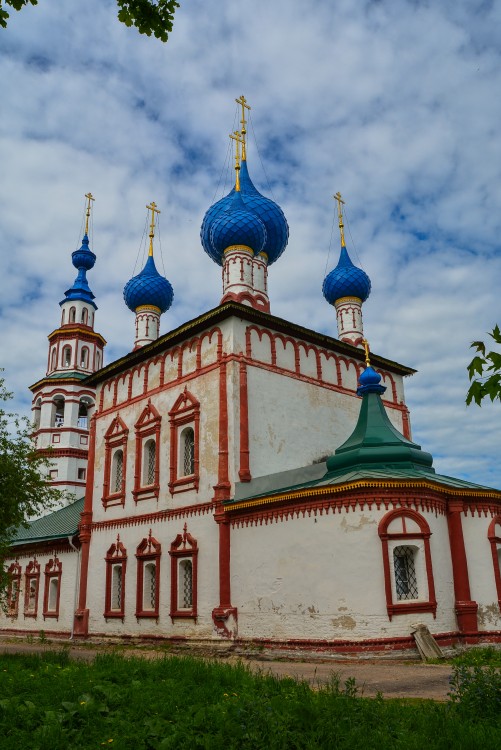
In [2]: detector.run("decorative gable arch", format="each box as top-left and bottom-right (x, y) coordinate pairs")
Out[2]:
(168, 388), (200, 495)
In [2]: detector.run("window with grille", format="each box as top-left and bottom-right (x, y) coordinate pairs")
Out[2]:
(143, 439), (156, 486)
(136, 533), (161, 618)
(112, 450), (123, 493)
(179, 560), (193, 609)
(393, 546), (419, 600)
(143, 562), (156, 611)
(182, 427), (195, 476)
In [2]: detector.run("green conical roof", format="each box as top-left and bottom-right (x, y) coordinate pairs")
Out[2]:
(326, 375), (434, 476)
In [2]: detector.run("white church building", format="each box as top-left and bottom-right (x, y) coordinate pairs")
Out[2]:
(3, 101), (501, 657)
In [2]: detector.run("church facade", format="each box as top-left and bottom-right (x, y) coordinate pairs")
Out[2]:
(3, 103), (501, 656)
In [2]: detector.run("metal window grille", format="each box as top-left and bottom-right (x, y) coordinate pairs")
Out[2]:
(112, 565), (122, 610)
(144, 563), (156, 610)
(183, 429), (195, 476)
(180, 560), (193, 608)
(114, 451), (123, 493)
(146, 441), (156, 485)
(393, 546), (419, 600)
(28, 579), (37, 610)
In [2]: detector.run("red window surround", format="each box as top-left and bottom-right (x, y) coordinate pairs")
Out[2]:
(169, 523), (198, 620)
(6, 561), (22, 617)
(168, 388), (200, 495)
(488, 516), (501, 610)
(24, 559), (41, 618)
(135, 531), (161, 619)
(102, 415), (129, 508)
(133, 400), (161, 502)
(104, 535), (127, 619)
(43, 557), (63, 619)
(378, 508), (437, 620)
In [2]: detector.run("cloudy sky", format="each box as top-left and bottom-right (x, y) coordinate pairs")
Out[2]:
(1, 0), (500, 487)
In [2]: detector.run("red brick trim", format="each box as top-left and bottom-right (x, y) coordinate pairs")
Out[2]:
(168, 388), (200, 495)
(213, 357), (230, 501)
(90, 501), (214, 532)
(238, 358), (251, 482)
(133, 400), (161, 502)
(23, 559), (41, 618)
(43, 556), (62, 620)
(104, 535), (127, 619)
(447, 500), (478, 632)
(102, 415), (129, 508)
(488, 516), (501, 611)
(6, 561), (22, 617)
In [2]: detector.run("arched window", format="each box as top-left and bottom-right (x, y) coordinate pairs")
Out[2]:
(80, 347), (89, 369)
(168, 389), (200, 495)
(62, 346), (72, 368)
(69, 307), (76, 323)
(43, 557), (62, 619)
(33, 398), (42, 430)
(181, 427), (195, 476)
(6, 561), (22, 617)
(133, 402), (161, 502)
(81, 308), (88, 325)
(24, 560), (40, 617)
(104, 536), (127, 619)
(50, 348), (57, 371)
(143, 439), (156, 486)
(136, 532), (161, 618)
(61, 309), (65, 325)
(78, 400), (88, 429)
(102, 416), (129, 508)
(169, 524), (198, 619)
(378, 509), (437, 620)
(53, 397), (65, 427)
(112, 450), (124, 494)
(96, 351), (101, 369)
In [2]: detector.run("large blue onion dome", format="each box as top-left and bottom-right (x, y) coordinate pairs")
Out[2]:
(201, 159), (288, 266)
(209, 191), (267, 262)
(322, 246), (371, 305)
(123, 255), (174, 314)
(60, 233), (97, 309)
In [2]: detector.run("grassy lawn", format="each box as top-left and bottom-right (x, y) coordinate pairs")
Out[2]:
(0, 650), (500, 749)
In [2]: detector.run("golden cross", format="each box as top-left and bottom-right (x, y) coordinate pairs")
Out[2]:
(235, 95), (251, 160)
(84, 192), (95, 235)
(146, 201), (161, 256)
(334, 192), (346, 247)
(362, 338), (371, 367)
(229, 130), (245, 190)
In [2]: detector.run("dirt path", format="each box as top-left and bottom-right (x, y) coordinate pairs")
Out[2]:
(0, 639), (452, 701)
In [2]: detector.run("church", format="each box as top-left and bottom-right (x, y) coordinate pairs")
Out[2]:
(2, 98), (501, 657)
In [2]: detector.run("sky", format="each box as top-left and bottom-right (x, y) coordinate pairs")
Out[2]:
(1, 0), (500, 487)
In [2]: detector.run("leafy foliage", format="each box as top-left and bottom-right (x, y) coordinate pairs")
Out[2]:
(0, 0), (180, 42)
(0, 376), (59, 587)
(448, 663), (501, 721)
(466, 325), (501, 405)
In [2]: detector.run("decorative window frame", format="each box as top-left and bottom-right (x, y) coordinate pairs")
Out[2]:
(6, 561), (22, 617)
(488, 516), (501, 610)
(133, 400), (161, 503)
(168, 389), (200, 495)
(378, 508), (437, 620)
(104, 535), (127, 620)
(24, 559), (41, 618)
(43, 557), (62, 619)
(102, 415), (129, 508)
(169, 524), (198, 620)
(135, 531), (161, 619)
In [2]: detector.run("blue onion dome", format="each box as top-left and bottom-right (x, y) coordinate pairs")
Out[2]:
(201, 159), (289, 266)
(60, 234), (97, 308)
(322, 246), (371, 305)
(357, 365), (386, 396)
(72, 233), (96, 272)
(123, 255), (174, 314)
(209, 191), (267, 263)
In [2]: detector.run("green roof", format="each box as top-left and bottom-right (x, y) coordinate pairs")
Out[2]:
(10, 497), (84, 547)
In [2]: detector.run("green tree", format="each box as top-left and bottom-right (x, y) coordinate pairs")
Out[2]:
(466, 325), (501, 405)
(0, 376), (60, 588)
(0, 0), (180, 42)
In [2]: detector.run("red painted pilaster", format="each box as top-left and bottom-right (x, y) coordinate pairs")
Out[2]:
(212, 507), (237, 637)
(213, 356), (231, 501)
(238, 357), (251, 482)
(73, 413), (96, 636)
(447, 500), (478, 633)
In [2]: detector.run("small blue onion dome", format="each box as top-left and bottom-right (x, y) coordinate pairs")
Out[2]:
(123, 255), (174, 314)
(322, 246), (371, 305)
(209, 191), (267, 262)
(60, 234), (97, 309)
(72, 234), (96, 272)
(201, 159), (288, 266)
(357, 365), (386, 396)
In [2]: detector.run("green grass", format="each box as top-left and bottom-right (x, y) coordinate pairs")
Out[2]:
(0, 651), (500, 749)
(452, 646), (501, 667)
